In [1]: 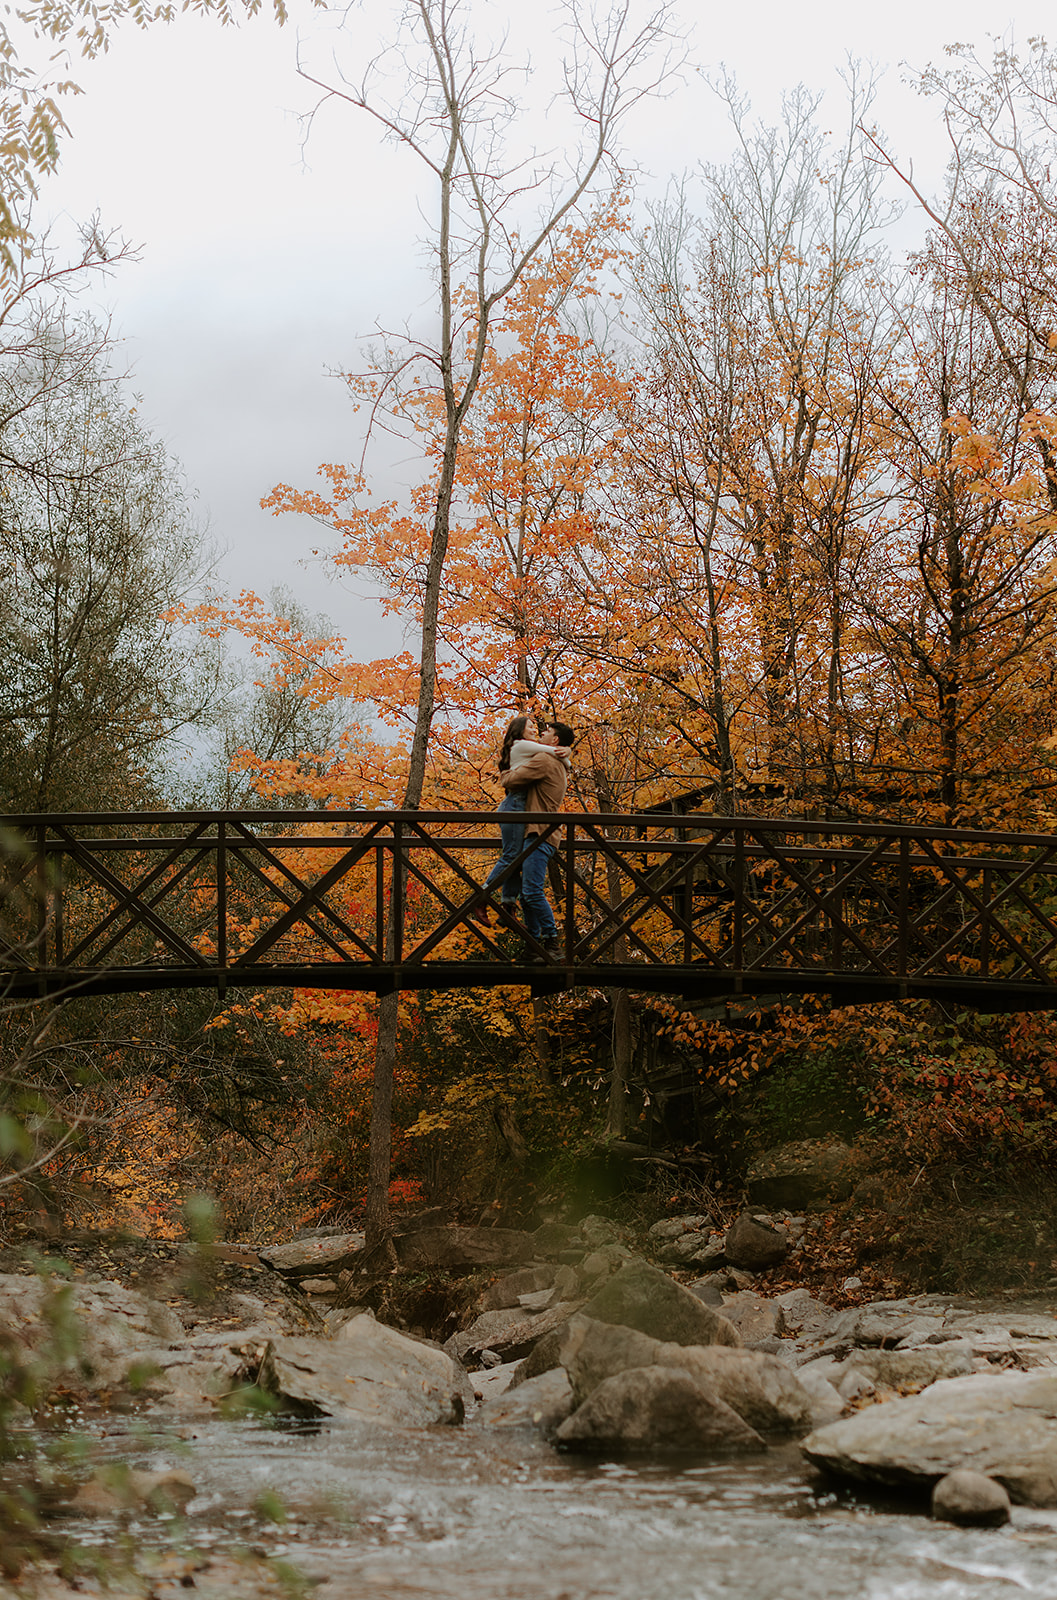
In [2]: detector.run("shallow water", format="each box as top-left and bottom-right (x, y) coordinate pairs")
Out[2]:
(59, 1415), (1057, 1600)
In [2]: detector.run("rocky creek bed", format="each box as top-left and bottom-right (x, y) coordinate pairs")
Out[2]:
(3, 1211), (1057, 1598)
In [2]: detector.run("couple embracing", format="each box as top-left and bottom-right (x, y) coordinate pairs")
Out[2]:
(473, 712), (575, 961)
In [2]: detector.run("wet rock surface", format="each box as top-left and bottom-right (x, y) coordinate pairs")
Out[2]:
(555, 1364), (764, 1453)
(802, 1369), (1057, 1506)
(932, 1469), (1012, 1527)
(253, 1314), (472, 1426)
(558, 1314), (818, 1434)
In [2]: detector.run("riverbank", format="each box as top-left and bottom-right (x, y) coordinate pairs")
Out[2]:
(3, 1200), (1057, 1598)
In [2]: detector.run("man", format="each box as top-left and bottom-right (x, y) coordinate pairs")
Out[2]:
(502, 720), (575, 961)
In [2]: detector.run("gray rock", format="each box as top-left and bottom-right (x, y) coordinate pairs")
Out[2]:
(801, 1370), (1057, 1506)
(579, 1215), (622, 1247)
(657, 1232), (715, 1265)
(932, 1470), (1012, 1527)
(444, 1306), (536, 1363)
(256, 1318), (471, 1427)
(795, 1367), (844, 1427)
(689, 1279), (725, 1308)
(829, 1302), (945, 1349)
(102, 1327), (280, 1417)
(0, 1272), (183, 1392)
(469, 1360), (519, 1401)
(837, 1368), (876, 1402)
(720, 1291), (784, 1347)
(845, 1345), (975, 1390)
(648, 1215), (712, 1241)
(507, 1259), (740, 1391)
(746, 1141), (855, 1208)
(550, 1265), (582, 1302)
(477, 1367), (575, 1435)
(580, 1245), (631, 1282)
(560, 1315), (815, 1434)
(259, 1232), (365, 1277)
(724, 1216), (789, 1271)
(448, 1301), (582, 1366)
(518, 1289), (554, 1311)
(774, 1289), (838, 1342)
(578, 1258), (742, 1350)
(479, 1266), (556, 1311)
(556, 1366), (763, 1453)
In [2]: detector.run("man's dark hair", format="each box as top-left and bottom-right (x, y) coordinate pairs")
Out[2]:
(546, 721), (575, 747)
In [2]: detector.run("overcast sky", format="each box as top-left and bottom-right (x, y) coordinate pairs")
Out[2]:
(34, 0), (1057, 660)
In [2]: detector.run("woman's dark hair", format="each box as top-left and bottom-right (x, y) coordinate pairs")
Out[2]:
(498, 714), (531, 772)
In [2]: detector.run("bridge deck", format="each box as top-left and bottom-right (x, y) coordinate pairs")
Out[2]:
(2, 808), (1057, 1009)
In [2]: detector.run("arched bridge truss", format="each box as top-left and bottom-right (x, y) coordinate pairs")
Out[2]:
(3, 809), (1057, 1010)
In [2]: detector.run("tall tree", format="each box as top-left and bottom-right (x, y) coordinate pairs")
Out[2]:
(296, 0), (681, 1243)
(0, 323), (222, 810)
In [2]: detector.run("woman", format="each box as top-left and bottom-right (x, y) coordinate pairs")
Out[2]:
(473, 713), (571, 924)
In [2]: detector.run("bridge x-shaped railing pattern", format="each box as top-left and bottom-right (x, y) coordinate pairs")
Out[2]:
(2, 809), (1057, 1008)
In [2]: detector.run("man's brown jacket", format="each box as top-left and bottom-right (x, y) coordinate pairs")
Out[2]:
(501, 751), (569, 833)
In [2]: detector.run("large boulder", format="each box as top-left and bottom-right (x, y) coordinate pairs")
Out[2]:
(579, 1258), (741, 1349)
(508, 1257), (739, 1391)
(556, 1367), (763, 1453)
(559, 1315), (815, 1434)
(254, 1314), (471, 1427)
(801, 1370), (1057, 1506)
(746, 1141), (856, 1207)
(724, 1215), (789, 1271)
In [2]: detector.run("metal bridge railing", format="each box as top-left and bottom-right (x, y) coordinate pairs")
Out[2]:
(2, 809), (1057, 1007)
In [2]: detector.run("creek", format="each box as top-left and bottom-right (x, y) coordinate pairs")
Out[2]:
(59, 1412), (1057, 1600)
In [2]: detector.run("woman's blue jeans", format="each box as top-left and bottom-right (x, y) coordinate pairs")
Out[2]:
(483, 790), (527, 904)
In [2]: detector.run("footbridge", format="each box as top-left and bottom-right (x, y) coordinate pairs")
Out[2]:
(3, 809), (1057, 1009)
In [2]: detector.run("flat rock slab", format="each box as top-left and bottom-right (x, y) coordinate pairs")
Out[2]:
(394, 1226), (538, 1270)
(0, 1272), (183, 1390)
(256, 1317), (470, 1427)
(479, 1266), (557, 1311)
(844, 1345), (976, 1389)
(802, 1369), (1057, 1506)
(448, 1301), (582, 1365)
(259, 1233), (366, 1276)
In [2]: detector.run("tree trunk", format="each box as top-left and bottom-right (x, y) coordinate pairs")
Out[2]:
(605, 985), (632, 1138)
